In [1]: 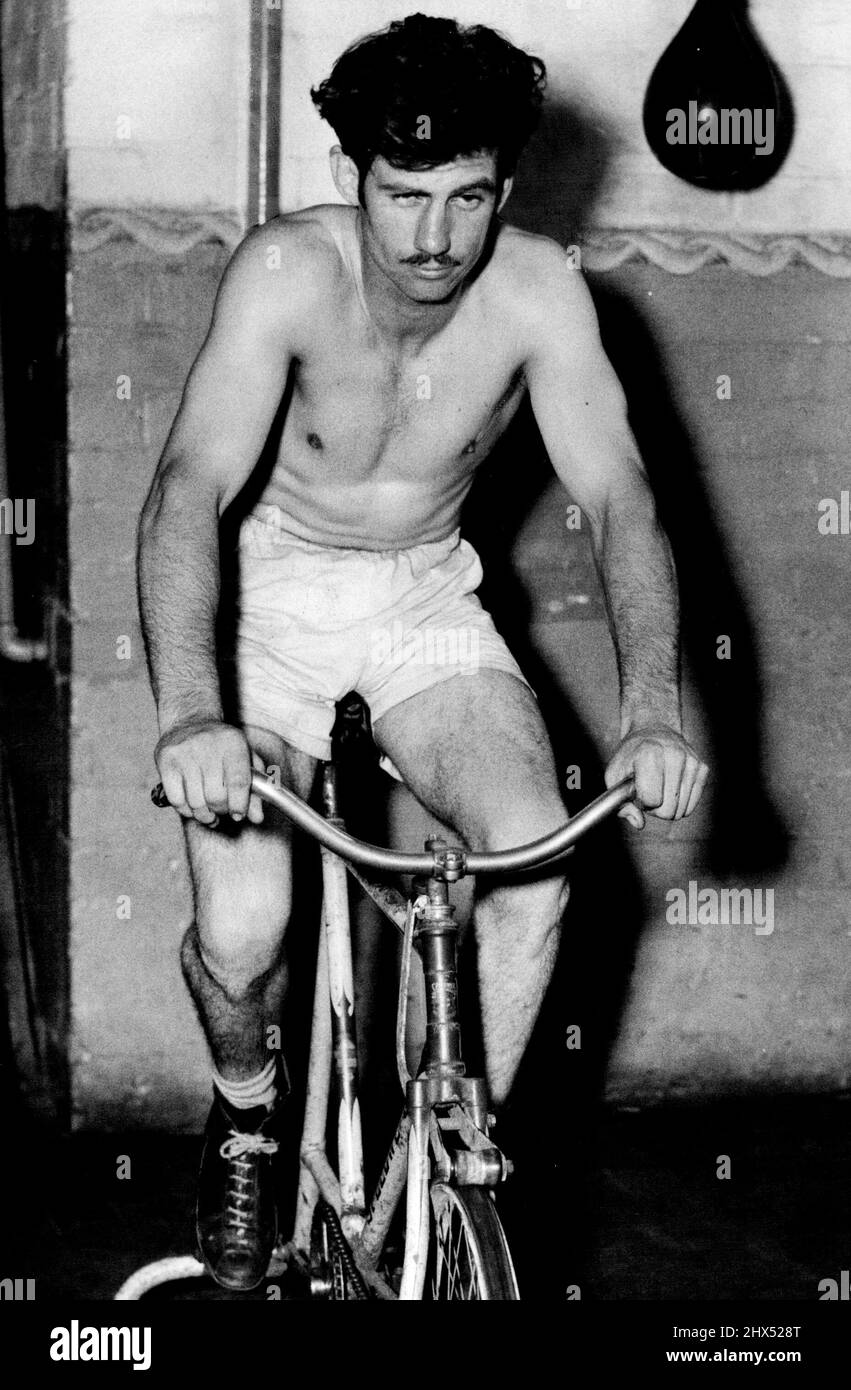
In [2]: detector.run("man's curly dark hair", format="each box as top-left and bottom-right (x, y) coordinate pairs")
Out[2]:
(311, 14), (546, 197)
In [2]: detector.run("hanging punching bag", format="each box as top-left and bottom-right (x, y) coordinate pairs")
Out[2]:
(642, 0), (793, 191)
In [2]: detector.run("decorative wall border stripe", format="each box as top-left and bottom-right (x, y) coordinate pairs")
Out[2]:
(70, 206), (245, 256)
(580, 230), (851, 277)
(69, 207), (851, 277)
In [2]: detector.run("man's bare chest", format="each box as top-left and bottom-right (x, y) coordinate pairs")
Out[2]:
(284, 330), (527, 481)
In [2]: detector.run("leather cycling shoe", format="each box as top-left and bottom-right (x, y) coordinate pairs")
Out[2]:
(196, 1085), (285, 1292)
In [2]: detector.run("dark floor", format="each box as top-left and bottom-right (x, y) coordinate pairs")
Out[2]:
(3, 1093), (849, 1301)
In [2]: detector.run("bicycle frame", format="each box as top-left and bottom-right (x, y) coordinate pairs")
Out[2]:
(292, 763), (484, 1300)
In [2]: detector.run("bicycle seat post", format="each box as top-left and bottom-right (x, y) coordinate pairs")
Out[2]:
(321, 762), (339, 820)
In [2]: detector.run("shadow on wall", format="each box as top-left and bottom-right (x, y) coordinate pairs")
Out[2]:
(508, 95), (614, 245)
(515, 91), (788, 879)
(494, 88), (790, 876)
(592, 282), (791, 881)
(460, 91), (791, 1101)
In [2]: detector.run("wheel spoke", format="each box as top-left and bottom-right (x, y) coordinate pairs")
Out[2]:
(428, 1184), (516, 1301)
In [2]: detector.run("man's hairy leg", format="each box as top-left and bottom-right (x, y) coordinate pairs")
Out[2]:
(180, 922), (287, 1079)
(372, 671), (570, 1108)
(179, 726), (319, 1081)
(473, 870), (570, 1107)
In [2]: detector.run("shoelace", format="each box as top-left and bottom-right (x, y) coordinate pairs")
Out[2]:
(219, 1132), (280, 1161)
(218, 1131), (280, 1243)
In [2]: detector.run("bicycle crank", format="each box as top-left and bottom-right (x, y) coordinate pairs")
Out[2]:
(308, 1200), (370, 1301)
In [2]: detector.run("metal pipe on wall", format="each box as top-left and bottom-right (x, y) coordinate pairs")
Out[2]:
(248, 0), (283, 227)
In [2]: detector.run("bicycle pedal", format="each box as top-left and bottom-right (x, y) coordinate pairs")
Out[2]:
(266, 1240), (290, 1278)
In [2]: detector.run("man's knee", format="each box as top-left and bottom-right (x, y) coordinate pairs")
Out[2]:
(181, 912), (287, 1004)
(467, 794), (568, 859)
(476, 872), (569, 976)
(518, 869), (570, 934)
(472, 793), (570, 920)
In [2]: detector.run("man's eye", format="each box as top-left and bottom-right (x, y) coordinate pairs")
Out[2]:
(455, 194), (483, 206)
(393, 194), (423, 203)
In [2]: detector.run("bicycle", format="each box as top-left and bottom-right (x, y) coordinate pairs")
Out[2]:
(116, 702), (634, 1301)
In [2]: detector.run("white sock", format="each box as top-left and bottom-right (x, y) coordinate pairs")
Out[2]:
(213, 1058), (279, 1112)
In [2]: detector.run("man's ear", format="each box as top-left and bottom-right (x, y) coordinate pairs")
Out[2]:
(329, 145), (361, 205)
(497, 175), (514, 213)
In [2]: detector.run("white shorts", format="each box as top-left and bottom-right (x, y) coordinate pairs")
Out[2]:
(234, 504), (534, 782)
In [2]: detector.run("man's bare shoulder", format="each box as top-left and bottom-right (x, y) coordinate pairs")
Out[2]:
(218, 205), (351, 318)
(249, 203), (353, 260)
(487, 222), (595, 337)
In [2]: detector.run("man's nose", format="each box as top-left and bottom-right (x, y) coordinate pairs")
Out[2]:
(414, 204), (451, 258)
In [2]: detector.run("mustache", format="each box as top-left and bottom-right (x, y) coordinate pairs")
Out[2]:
(401, 254), (461, 267)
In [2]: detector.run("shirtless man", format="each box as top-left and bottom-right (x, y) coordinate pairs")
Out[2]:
(137, 14), (709, 1291)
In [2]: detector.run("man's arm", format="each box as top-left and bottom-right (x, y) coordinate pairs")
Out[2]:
(523, 243), (708, 825)
(136, 222), (303, 824)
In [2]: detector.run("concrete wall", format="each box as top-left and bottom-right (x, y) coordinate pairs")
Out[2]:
(66, 0), (250, 211)
(67, 241), (229, 1127)
(61, 0), (851, 1127)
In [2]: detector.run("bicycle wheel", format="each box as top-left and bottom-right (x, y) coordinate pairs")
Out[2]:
(428, 1183), (519, 1300)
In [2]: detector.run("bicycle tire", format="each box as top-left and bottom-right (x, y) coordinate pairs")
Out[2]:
(427, 1183), (519, 1300)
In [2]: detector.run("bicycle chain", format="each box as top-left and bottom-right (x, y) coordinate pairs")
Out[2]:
(318, 1200), (370, 1301)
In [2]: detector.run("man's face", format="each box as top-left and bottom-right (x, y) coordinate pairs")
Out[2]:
(358, 151), (509, 303)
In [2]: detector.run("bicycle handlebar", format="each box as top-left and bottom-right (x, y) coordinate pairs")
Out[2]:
(151, 773), (636, 877)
